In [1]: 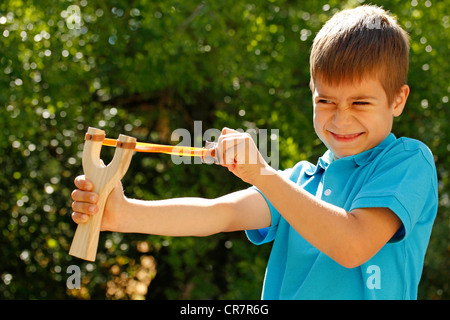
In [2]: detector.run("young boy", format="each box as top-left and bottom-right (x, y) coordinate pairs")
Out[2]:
(71, 5), (438, 299)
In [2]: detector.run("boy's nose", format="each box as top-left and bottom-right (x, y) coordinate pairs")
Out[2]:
(332, 106), (352, 128)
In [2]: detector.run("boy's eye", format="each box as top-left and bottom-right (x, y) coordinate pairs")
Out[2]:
(353, 101), (370, 105)
(318, 99), (333, 104)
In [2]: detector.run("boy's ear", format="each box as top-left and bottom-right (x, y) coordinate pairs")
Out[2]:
(392, 85), (410, 117)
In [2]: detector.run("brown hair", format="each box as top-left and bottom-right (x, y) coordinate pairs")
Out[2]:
(309, 5), (410, 105)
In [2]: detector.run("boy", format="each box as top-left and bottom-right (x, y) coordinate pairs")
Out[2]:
(71, 5), (438, 299)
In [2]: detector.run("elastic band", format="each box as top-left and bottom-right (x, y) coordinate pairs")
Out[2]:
(116, 141), (137, 150)
(101, 137), (216, 160)
(85, 133), (106, 142)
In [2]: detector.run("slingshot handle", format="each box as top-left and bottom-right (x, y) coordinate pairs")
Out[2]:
(69, 127), (136, 261)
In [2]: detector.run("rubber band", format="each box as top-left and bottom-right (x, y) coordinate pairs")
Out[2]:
(116, 141), (137, 150)
(101, 138), (215, 159)
(85, 133), (105, 142)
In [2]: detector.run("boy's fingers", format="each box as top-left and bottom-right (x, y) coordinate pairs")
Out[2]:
(71, 200), (98, 216)
(71, 212), (90, 224)
(220, 136), (250, 165)
(222, 139), (240, 165)
(216, 128), (256, 166)
(74, 175), (94, 191)
(71, 189), (98, 204)
(221, 127), (239, 135)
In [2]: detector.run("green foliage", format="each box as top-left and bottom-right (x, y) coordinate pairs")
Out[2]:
(0, 0), (448, 299)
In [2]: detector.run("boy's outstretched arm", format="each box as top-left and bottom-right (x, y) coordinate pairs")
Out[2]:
(71, 176), (271, 237)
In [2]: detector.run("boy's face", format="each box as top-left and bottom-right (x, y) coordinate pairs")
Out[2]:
(312, 76), (409, 159)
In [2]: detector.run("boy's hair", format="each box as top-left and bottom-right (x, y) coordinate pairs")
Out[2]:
(310, 5), (410, 105)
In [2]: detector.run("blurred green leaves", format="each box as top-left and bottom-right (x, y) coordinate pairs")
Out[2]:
(0, 0), (448, 299)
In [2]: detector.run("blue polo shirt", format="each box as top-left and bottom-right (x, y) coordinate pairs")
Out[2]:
(246, 133), (438, 299)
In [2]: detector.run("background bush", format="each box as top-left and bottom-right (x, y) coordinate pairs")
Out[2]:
(0, 0), (448, 299)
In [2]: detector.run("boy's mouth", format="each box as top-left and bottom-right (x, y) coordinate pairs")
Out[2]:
(329, 131), (364, 142)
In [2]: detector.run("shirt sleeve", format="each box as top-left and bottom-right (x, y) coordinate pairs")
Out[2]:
(245, 187), (281, 245)
(245, 168), (294, 245)
(350, 140), (438, 242)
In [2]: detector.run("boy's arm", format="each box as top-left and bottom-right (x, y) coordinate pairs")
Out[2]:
(119, 188), (271, 236)
(218, 128), (402, 268)
(71, 176), (271, 237)
(254, 170), (401, 268)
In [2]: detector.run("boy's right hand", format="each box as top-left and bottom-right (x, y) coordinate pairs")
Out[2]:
(71, 175), (125, 231)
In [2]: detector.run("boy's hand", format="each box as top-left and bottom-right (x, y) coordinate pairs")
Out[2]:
(216, 128), (274, 185)
(71, 175), (125, 231)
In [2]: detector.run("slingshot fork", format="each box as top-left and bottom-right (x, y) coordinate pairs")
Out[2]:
(69, 127), (137, 261)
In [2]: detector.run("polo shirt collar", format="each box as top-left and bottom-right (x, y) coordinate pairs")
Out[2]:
(306, 133), (397, 175)
(349, 133), (397, 166)
(304, 150), (333, 176)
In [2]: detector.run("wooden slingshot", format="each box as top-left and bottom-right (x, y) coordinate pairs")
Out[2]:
(69, 127), (137, 261)
(69, 127), (217, 261)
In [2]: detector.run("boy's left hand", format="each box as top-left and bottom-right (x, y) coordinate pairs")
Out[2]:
(216, 127), (273, 185)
